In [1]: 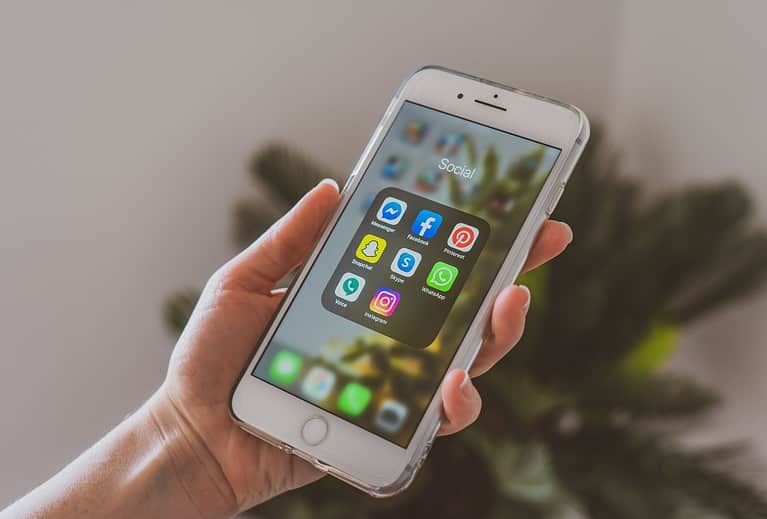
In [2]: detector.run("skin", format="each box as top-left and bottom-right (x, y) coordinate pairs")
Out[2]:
(1, 179), (572, 519)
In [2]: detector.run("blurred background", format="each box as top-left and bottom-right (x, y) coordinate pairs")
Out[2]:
(2, 1), (767, 517)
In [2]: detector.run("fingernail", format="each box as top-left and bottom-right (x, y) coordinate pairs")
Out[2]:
(320, 177), (339, 191)
(519, 285), (531, 313)
(458, 370), (474, 399)
(562, 222), (574, 244)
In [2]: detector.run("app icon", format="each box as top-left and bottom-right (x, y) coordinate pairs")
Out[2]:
(376, 196), (407, 225)
(381, 156), (408, 179)
(337, 382), (372, 416)
(370, 287), (401, 316)
(334, 272), (366, 302)
(426, 261), (459, 292)
(390, 248), (422, 277)
(411, 209), (443, 239)
(355, 234), (387, 263)
(375, 400), (409, 433)
(435, 133), (465, 156)
(447, 223), (480, 252)
(301, 366), (336, 402)
(268, 350), (302, 385)
(414, 169), (442, 193)
(402, 121), (428, 144)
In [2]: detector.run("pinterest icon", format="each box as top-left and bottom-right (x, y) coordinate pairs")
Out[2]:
(447, 223), (479, 252)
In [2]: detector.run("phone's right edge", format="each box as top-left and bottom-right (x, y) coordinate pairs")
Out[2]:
(355, 66), (591, 498)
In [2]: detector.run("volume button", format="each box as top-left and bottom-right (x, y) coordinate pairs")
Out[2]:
(341, 174), (357, 194)
(546, 184), (566, 216)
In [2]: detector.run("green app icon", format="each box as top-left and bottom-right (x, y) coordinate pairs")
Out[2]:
(268, 350), (302, 385)
(426, 261), (459, 292)
(337, 382), (372, 416)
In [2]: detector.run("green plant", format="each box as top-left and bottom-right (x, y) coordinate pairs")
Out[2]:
(165, 132), (767, 518)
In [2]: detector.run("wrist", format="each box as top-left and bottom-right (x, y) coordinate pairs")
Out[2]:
(143, 388), (237, 519)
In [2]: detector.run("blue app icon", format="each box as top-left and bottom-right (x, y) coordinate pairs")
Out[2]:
(391, 248), (422, 277)
(381, 156), (408, 179)
(411, 209), (443, 239)
(376, 196), (407, 225)
(397, 253), (416, 271)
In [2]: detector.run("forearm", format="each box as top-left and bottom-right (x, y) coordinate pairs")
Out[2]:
(1, 391), (236, 519)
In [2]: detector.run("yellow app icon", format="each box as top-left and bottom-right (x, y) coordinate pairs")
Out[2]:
(356, 234), (387, 263)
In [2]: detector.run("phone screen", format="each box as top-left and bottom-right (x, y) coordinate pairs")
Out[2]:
(252, 101), (561, 447)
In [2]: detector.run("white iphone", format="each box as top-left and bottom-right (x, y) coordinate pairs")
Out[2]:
(231, 66), (589, 496)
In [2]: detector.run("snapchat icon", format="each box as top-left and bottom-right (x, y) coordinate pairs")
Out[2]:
(355, 234), (387, 263)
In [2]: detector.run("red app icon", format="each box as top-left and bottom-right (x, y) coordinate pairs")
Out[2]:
(448, 223), (479, 252)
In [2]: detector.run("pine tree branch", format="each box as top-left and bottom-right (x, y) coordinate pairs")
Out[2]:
(233, 198), (280, 248)
(249, 143), (337, 207)
(163, 289), (200, 336)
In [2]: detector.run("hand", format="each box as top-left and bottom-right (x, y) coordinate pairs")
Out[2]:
(153, 179), (573, 513)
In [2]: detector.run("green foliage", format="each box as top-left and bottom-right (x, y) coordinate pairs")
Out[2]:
(163, 289), (199, 336)
(164, 132), (767, 518)
(234, 143), (341, 247)
(617, 322), (678, 377)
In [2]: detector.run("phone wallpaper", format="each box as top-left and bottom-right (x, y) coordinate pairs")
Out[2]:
(253, 102), (560, 447)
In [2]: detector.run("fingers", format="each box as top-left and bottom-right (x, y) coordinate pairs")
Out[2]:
(438, 370), (482, 436)
(470, 284), (530, 376)
(220, 179), (340, 294)
(465, 220), (570, 377)
(439, 220), (571, 433)
(522, 220), (572, 273)
(438, 285), (531, 435)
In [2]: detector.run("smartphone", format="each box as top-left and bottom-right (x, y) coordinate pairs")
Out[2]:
(231, 66), (589, 496)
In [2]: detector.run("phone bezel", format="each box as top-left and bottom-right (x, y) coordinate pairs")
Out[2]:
(230, 66), (589, 495)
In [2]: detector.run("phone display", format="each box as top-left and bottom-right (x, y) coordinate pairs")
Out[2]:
(252, 101), (561, 446)
(321, 187), (490, 348)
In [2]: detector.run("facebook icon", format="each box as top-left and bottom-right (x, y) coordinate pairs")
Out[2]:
(411, 209), (443, 239)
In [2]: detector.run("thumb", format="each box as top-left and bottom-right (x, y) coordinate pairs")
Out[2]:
(220, 178), (340, 294)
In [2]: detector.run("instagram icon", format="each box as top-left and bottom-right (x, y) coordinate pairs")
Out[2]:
(369, 287), (401, 317)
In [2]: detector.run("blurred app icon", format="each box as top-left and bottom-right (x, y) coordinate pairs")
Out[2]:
(375, 400), (408, 433)
(381, 156), (408, 179)
(402, 121), (428, 144)
(369, 287), (401, 317)
(414, 169), (442, 193)
(334, 272), (366, 302)
(457, 179), (479, 198)
(411, 209), (443, 239)
(268, 350), (302, 385)
(434, 133), (464, 156)
(426, 261), (459, 292)
(447, 223), (480, 252)
(376, 196), (407, 225)
(355, 234), (387, 263)
(337, 382), (372, 416)
(301, 366), (336, 402)
(390, 248), (422, 277)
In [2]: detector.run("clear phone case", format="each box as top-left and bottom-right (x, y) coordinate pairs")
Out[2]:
(231, 65), (590, 497)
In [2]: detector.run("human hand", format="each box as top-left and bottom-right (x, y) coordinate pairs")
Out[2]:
(151, 179), (573, 514)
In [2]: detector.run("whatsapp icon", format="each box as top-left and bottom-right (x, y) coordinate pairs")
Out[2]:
(426, 262), (459, 292)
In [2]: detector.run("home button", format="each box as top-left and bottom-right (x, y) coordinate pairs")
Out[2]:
(301, 417), (328, 446)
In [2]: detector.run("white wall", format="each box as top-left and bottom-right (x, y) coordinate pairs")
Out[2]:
(606, 1), (767, 461)
(0, 1), (621, 505)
